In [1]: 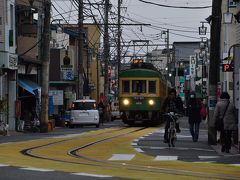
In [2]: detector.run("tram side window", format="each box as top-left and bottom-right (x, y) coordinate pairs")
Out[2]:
(148, 80), (156, 94)
(132, 80), (146, 93)
(122, 80), (130, 93)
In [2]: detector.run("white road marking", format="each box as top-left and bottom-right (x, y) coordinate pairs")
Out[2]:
(177, 135), (192, 138)
(134, 148), (144, 153)
(193, 161), (216, 163)
(20, 167), (54, 172)
(0, 164), (9, 167)
(140, 146), (214, 152)
(155, 129), (165, 133)
(150, 147), (166, 150)
(108, 154), (135, 161)
(231, 164), (240, 167)
(154, 156), (178, 161)
(133, 139), (139, 142)
(71, 173), (112, 177)
(198, 156), (219, 159)
(0, 142), (14, 145)
(52, 133), (83, 138)
(131, 142), (137, 146)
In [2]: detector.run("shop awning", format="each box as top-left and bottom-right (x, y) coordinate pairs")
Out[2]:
(18, 79), (41, 95)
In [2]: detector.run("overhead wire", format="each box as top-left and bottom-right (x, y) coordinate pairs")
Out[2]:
(138, 0), (212, 9)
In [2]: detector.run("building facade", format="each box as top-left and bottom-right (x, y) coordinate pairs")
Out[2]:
(0, 0), (17, 130)
(49, 24), (102, 116)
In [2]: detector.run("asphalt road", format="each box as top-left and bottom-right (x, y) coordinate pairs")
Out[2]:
(0, 120), (127, 180)
(0, 118), (240, 180)
(135, 116), (240, 165)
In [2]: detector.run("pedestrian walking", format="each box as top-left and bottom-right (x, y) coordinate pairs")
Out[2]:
(187, 92), (201, 142)
(213, 92), (237, 153)
(162, 88), (182, 143)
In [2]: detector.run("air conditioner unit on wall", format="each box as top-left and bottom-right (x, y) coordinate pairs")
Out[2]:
(0, 51), (18, 70)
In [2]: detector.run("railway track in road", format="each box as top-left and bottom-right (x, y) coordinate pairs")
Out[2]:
(1, 126), (240, 180)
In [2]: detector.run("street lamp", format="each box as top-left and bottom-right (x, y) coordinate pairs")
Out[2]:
(223, 12), (233, 24)
(223, 0), (233, 24)
(198, 22), (207, 35)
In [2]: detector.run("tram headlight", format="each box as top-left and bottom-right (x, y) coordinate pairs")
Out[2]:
(123, 99), (130, 106)
(148, 99), (154, 106)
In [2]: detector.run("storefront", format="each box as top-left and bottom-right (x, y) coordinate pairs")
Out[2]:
(17, 78), (41, 123)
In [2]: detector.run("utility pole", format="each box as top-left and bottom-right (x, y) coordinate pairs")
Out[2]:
(40, 0), (51, 132)
(78, 0), (84, 99)
(117, 0), (121, 79)
(208, 0), (222, 145)
(166, 29), (170, 74)
(104, 0), (110, 98)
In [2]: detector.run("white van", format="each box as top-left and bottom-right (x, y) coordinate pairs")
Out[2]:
(70, 99), (100, 128)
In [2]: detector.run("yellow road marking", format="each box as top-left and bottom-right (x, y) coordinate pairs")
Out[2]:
(0, 127), (240, 180)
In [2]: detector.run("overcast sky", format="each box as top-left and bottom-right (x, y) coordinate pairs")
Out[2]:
(52, 0), (212, 56)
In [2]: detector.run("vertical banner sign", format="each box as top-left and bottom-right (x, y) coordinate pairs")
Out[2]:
(189, 56), (196, 77)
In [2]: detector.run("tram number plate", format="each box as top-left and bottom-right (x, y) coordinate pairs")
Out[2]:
(133, 96), (144, 100)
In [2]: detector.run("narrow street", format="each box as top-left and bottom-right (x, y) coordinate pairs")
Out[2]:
(0, 119), (240, 180)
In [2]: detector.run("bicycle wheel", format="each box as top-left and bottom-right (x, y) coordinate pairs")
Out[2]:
(168, 129), (173, 147)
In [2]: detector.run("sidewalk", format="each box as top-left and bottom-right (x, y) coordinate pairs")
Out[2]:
(180, 116), (239, 156)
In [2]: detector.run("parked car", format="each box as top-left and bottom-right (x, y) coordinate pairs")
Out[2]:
(70, 99), (100, 128)
(111, 100), (121, 121)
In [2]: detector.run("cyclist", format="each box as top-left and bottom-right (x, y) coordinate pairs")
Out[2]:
(162, 88), (183, 143)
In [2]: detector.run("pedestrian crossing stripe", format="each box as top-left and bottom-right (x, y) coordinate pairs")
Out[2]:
(154, 156), (178, 161)
(134, 148), (144, 153)
(108, 154), (135, 161)
(198, 156), (219, 159)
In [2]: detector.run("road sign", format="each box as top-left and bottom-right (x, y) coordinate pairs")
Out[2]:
(222, 64), (233, 72)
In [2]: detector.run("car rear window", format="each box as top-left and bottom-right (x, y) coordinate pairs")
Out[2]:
(72, 102), (96, 110)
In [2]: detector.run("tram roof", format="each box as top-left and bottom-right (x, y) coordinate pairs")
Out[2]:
(119, 68), (161, 78)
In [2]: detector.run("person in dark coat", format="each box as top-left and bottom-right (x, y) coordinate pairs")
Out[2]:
(212, 92), (237, 153)
(187, 92), (201, 142)
(162, 88), (183, 143)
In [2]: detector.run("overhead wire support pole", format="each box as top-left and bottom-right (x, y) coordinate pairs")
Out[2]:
(78, 0), (84, 99)
(208, 0), (222, 145)
(166, 29), (170, 84)
(104, 0), (110, 98)
(117, 0), (121, 80)
(40, 0), (51, 133)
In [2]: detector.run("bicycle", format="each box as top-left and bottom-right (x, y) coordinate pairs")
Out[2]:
(163, 112), (181, 147)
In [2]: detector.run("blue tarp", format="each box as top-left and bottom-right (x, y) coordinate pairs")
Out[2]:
(18, 79), (41, 95)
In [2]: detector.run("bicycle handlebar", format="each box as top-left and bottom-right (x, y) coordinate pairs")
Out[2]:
(163, 112), (183, 118)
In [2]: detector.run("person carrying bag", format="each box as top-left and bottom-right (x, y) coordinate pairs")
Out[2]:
(212, 92), (237, 153)
(215, 101), (229, 131)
